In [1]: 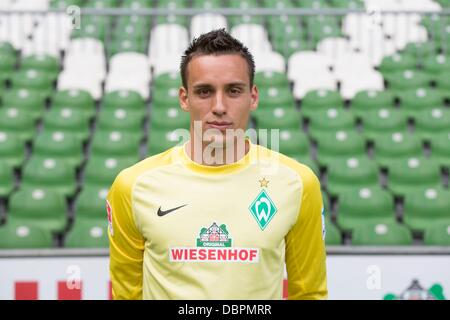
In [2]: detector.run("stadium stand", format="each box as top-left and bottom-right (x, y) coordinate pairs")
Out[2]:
(0, 0), (449, 250)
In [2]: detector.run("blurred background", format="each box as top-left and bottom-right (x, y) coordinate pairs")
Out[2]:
(0, 0), (449, 300)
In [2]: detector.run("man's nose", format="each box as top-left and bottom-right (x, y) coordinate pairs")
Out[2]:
(212, 91), (227, 116)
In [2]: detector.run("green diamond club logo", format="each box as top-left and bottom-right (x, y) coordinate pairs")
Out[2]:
(197, 223), (232, 247)
(249, 190), (277, 230)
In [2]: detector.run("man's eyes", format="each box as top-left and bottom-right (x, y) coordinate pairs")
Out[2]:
(229, 87), (243, 95)
(196, 88), (211, 96)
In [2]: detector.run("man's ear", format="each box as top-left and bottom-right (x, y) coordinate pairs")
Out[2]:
(250, 84), (259, 111)
(179, 86), (189, 112)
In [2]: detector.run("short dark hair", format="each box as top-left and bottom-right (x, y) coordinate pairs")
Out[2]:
(180, 29), (255, 89)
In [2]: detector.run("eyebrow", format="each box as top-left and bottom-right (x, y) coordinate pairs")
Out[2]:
(192, 82), (247, 90)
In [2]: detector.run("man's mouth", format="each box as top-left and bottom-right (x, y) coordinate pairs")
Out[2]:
(206, 121), (233, 130)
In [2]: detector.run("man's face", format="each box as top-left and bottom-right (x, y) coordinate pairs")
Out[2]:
(179, 54), (258, 146)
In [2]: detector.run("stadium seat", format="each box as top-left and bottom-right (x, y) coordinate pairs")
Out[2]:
(255, 71), (289, 88)
(0, 160), (14, 197)
(90, 131), (141, 163)
(2, 88), (46, 121)
(21, 157), (77, 197)
(84, 157), (135, 189)
(0, 130), (26, 168)
(253, 108), (301, 130)
(97, 108), (145, 140)
(32, 131), (84, 171)
(8, 188), (68, 234)
(153, 72), (181, 90)
(423, 221), (450, 246)
(307, 108), (355, 136)
(336, 186), (397, 232)
(340, 70), (384, 100)
(57, 69), (103, 100)
(102, 90), (146, 118)
(254, 51), (286, 73)
(403, 187), (450, 232)
(0, 222), (53, 249)
(326, 156), (379, 197)
(386, 157), (443, 197)
(422, 54), (450, 75)
(385, 69), (432, 92)
(414, 108), (450, 142)
(152, 86), (181, 109)
(325, 219), (342, 245)
(52, 89), (96, 120)
(20, 54), (60, 78)
(65, 219), (109, 248)
(259, 129), (310, 158)
(0, 107), (36, 143)
(351, 222), (413, 246)
(378, 53), (417, 76)
(147, 128), (188, 155)
(75, 186), (108, 221)
(150, 107), (190, 130)
(254, 87), (296, 110)
(360, 108), (408, 141)
(42, 107), (91, 143)
(313, 130), (367, 168)
(351, 90), (396, 117)
(190, 13), (228, 41)
(301, 90), (344, 119)
(372, 132), (424, 168)
(11, 69), (54, 98)
(430, 132), (450, 168)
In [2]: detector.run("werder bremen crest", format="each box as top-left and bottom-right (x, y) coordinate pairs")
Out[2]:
(249, 189), (278, 230)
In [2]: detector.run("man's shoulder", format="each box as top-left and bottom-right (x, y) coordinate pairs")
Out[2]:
(111, 147), (177, 191)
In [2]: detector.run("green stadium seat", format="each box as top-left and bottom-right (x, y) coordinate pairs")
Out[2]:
(435, 72), (450, 93)
(253, 108), (301, 130)
(0, 52), (16, 83)
(0, 107), (36, 143)
(152, 86), (181, 109)
(305, 17), (343, 43)
(147, 129), (187, 155)
(330, 0), (364, 9)
(351, 90), (396, 117)
(90, 131), (141, 163)
(401, 41), (439, 58)
(21, 157), (77, 197)
(75, 186), (108, 220)
(430, 132), (450, 168)
(378, 53), (417, 76)
(336, 186), (396, 232)
(0, 222), (53, 249)
(372, 131), (424, 168)
(2, 88), (46, 121)
(52, 89), (96, 120)
(290, 156), (319, 175)
(307, 107), (355, 136)
(301, 90), (344, 119)
(150, 107), (190, 130)
(97, 108), (145, 140)
(42, 107), (91, 143)
(257, 86), (296, 110)
(313, 130), (366, 168)
(50, 0), (84, 9)
(403, 187), (450, 232)
(325, 219), (342, 245)
(0, 131), (26, 168)
(360, 108), (408, 142)
(386, 157), (442, 197)
(0, 161), (14, 197)
(84, 157), (135, 188)
(153, 72), (182, 89)
(422, 54), (450, 75)
(414, 108), (450, 142)
(11, 69), (54, 98)
(327, 156), (379, 197)
(259, 129), (310, 158)
(32, 131), (84, 171)
(20, 54), (60, 79)
(8, 188), (68, 233)
(71, 20), (106, 41)
(0, 42), (15, 56)
(385, 69), (432, 92)
(255, 71), (290, 88)
(192, 0), (222, 8)
(351, 222), (413, 246)
(65, 219), (109, 248)
(423, 221), (450, 245)
(102, 90), (146, 118)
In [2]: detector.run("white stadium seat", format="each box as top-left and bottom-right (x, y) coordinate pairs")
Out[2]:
(293, 71), (337, 99)
(58, 70), (103, 100)
(254, 51), (286, 73)
(288, 51), (332, 82)
(190, 13), (228, 41)
(340, 70), (384, 99)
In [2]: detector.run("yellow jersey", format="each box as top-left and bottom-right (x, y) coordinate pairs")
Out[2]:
(107, 141), (327, 299)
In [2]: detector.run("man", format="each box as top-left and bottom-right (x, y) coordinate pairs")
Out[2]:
(107, 29), (327, 299)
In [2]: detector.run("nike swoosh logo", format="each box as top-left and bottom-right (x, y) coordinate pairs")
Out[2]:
(157, 204), (188, 217)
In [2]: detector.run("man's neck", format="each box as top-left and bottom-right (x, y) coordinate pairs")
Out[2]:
(185, 138), (250, 167)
